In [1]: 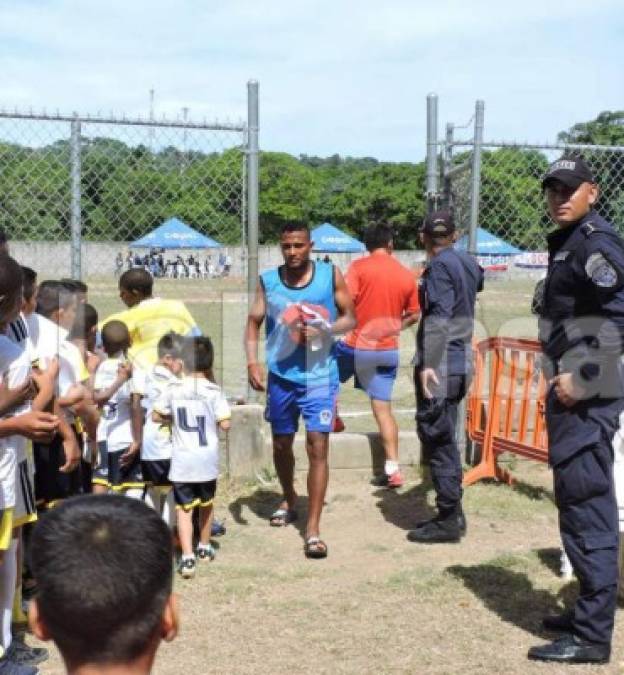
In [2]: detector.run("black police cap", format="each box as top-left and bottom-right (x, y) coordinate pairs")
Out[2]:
(421, 210), (455, 237)
(542, 155), (595, 190)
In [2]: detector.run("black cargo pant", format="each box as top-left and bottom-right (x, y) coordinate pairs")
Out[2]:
(547, 388), (623, 645)
(414, 368), (469, 517)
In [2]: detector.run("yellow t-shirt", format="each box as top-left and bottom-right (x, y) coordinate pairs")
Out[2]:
(102, 297), (199, 370)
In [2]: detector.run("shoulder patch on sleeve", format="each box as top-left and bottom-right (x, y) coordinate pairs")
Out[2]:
(585, 252), (619, 288)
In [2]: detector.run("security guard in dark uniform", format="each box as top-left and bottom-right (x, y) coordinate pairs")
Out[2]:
(408, 210), (483, 544)
(528, 156), (624, 665)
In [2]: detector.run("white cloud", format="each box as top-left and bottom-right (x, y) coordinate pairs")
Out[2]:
(0, 0), (622, 160)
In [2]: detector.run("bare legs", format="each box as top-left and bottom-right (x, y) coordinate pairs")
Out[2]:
(371, 398), (398, 464)
(272, 430), (329, 539)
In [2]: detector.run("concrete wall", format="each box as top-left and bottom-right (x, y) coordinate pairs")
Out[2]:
(8, 241), (427, 279)
(224, 405), (421, 480)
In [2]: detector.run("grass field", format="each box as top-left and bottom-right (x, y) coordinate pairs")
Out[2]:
(35, 459), (624, 674)
(34, 273), (624, 674)
(87, 273), (540, 432)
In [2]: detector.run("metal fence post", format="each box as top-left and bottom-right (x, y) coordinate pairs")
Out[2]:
(425, 93), (439, 213)
(246, 80), (259, 401)
(70, 114), (82, 279)
(468, 100), (484, 255)
(443, 122), (454, 209)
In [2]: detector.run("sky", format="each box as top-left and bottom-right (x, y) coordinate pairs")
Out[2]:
(0, 0), (622, 162)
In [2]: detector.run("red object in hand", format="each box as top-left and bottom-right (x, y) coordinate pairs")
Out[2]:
(281, 303), (330, 346)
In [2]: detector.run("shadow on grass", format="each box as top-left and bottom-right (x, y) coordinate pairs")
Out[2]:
(228, 488), (309, 540)
(373, 480), (437, 532)
(535, 547), (564, 577)
(448, 563), (577, 636)
(510, 479), (555, 504)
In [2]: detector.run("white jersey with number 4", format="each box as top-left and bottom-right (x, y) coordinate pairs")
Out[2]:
(154, 376), (230, 483)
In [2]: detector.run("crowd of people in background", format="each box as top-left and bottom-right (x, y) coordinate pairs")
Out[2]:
(115, 249), (233, 279)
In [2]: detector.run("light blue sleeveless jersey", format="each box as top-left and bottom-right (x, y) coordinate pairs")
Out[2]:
(262, 261), (337, 385)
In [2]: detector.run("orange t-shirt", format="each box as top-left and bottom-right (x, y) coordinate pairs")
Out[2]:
(343, 250), (420, 351)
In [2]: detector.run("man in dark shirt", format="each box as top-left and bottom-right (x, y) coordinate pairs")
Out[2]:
(528, 156), (624, 665)
(408, 211), (483, 544)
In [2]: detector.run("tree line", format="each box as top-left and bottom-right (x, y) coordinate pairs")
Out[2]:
(0, 112), (622, 250)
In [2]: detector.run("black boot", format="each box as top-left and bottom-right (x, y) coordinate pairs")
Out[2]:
(542, 610), (573, 632)
(407, 513), (461, 543)
(528, 635), (610, 664)
(412, 506), (466, 538)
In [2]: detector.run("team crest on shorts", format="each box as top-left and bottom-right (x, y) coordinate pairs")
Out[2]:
(319, 409), (333, 425)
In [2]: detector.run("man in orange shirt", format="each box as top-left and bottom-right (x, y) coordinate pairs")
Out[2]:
(337, 224), (420, 487)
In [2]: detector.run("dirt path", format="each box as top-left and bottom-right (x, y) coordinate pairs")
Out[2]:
(37, 462), (624, 674)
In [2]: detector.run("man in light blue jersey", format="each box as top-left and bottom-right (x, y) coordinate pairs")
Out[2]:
(245, 223), (355, 559)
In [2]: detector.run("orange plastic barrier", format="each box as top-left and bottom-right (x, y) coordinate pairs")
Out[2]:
(463, 337), (548, 486)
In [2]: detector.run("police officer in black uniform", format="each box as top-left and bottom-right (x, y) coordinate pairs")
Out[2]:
(408, 211), (483, 544)
(528, 156), (624, 665)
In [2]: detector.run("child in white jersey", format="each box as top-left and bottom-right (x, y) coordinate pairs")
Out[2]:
(154, 337), (230, 579)
(93, 321), (141, 494)
(0, 256), (51, 672)
(133, 333), (183, 522)
(30, 281), (83, 508)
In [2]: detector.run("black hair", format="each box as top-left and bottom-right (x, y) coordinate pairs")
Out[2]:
(119, 269), (153, 297)
(20, 266), (37, 302)
(157, 332), (183, 359)
(280, 222), (310, 237)
(364, 224), (394, 252)
(0, 254), (23, 318)
(68, 303), (98, 341)
(101, 320), (130, 356)
(0, 229), (8, 248)
(60, 278), (88, 294)
(35, 281), (75, 319)
(30, 494), (172, 668)
(182, 336), (214, 373)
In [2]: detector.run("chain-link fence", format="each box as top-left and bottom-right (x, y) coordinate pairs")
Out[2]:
(0, 109), (250, 279)
(430, 99), (624, 253)
(0, 84), (259, 399)
(446, 141), (624, 252)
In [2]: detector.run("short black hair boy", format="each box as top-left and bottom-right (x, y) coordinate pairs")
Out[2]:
(182, 336), (214, 374)
(101, 320), (131, 357)
(157, 332), (184, 360)
(29, 494), (177, 673)
(119, 269), (153, 307)
(36, 280), (76, 320)
(0, 254), (23, 324)
(68, 303), (99, 342)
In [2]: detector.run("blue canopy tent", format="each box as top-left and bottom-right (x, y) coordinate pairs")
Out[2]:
(311, 223), (365, 253)
(129, 217), (222, 249)
(455, 228), (522, 256)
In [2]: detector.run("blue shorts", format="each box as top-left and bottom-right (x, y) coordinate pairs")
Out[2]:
(336, 342), (399, 401)
(265, 372), (338, 434)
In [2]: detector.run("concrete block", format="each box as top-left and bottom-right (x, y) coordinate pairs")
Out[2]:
(292, 431), (421, 473)
(224, 404), (272, 479)
(224, 404), (421, 478)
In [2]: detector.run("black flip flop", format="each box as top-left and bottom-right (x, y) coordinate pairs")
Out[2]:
(269, 508), (297, 527)
(304, 537), (328, 559)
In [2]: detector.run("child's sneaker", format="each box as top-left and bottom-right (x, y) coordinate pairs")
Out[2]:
(197, 544), (216, 561)
(177, 556), (196, 579)
(211, 520), (226, 537)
